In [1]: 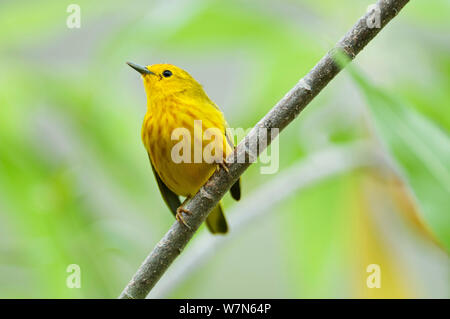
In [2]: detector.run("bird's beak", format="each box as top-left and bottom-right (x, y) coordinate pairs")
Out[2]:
(126, 62), (155, 75)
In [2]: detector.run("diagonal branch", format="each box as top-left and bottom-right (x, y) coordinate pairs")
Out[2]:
(119, 0), (410, 299)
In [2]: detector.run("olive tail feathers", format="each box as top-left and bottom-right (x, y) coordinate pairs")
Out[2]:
(205, 202), (228, 234)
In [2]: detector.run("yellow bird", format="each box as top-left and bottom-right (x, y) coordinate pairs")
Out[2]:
(127, 62), (240, 234)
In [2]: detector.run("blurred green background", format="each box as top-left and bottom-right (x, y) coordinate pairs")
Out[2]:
(0, 0), (449, 298)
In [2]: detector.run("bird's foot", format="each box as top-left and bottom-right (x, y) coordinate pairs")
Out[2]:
(176, 207), (192, 229)
(218, 160), (230, 173)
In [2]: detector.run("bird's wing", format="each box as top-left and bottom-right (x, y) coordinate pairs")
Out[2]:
(225, 126), (241, 201)
(202, 99), (241, 201)
(148, 154), (181, 217)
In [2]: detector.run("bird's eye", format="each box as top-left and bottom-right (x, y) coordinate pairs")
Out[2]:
(162, 70), (172, 78)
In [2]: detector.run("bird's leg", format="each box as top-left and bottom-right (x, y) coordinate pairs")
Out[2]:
(217, 156), (230, 173)
(218, 162), (229, 173)
(176, 197), (192, 229)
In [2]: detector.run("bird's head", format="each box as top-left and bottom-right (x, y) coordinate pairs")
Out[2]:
(127, 62), (203, 100)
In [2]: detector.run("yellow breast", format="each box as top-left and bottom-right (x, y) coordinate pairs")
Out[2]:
(142, 96), (232, 197)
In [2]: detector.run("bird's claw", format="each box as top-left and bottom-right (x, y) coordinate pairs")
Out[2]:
(218, 161), (229, 173)
(176, 207), (192, 229)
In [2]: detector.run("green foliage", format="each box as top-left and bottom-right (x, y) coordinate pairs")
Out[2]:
(346, 65), (450, 248)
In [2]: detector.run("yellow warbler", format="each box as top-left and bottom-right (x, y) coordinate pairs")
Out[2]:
(127, 62), (240, 234)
